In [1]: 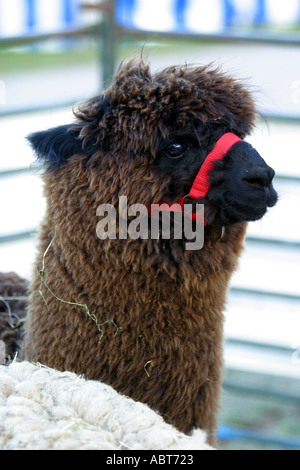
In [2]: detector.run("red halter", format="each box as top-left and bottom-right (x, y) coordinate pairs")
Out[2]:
(149, 132), (242, 223)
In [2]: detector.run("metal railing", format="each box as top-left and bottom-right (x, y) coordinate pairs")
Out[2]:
(1, 0), (300, 450)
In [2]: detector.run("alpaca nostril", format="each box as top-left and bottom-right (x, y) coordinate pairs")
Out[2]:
(243, 175), (267, 189)
(242, 167), (275, 188)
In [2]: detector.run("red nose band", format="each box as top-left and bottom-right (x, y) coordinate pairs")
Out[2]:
(149, 132), (242, 223)
(188, 132), (242, 199)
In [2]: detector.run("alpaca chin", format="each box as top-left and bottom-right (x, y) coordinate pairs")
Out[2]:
(220, 185), (277, 224)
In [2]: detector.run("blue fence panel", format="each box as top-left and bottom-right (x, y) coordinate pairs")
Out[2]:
(115, 0), (300, 32)
(0, 0), (80, 38)
(115, 0), (137, 29)
(2, 0), (300, 39)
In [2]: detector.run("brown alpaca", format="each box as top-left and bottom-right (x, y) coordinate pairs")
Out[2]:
(23, 59), (277, 444)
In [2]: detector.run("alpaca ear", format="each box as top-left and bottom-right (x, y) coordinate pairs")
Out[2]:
(27, 124), (95, 172)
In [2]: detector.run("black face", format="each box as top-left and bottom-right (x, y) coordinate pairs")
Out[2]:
(157, 125), (278, 227)
(28, 120), (277, 228)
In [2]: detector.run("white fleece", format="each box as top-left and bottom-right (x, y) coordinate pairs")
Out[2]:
(0, 361), (214, 450)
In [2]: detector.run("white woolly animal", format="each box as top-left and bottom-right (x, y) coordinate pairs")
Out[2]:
(0, 361), (214, 450)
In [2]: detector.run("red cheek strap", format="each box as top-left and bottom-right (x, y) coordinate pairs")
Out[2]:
(149, 132), (242, 223)
(188, 132), (242, 200)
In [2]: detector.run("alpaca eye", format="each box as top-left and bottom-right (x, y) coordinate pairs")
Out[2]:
(164, 143), (187, 159)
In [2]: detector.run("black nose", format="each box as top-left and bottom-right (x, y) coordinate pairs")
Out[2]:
(242, 166), (275, 189)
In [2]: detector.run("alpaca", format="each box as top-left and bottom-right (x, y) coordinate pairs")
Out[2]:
(22, 59), (277, 445)
(0, 272), (28, 362)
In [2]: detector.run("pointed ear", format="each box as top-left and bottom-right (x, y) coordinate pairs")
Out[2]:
(27, 124), (96, 172)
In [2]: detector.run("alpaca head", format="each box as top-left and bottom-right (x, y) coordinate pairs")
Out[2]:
(28, 59), (277, 228)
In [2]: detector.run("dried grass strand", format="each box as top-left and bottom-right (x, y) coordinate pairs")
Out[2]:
(0, 296), (24, 329)
(38, 231), (122, 341)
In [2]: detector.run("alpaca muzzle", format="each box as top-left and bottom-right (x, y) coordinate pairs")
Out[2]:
(149, 132), (242, 224)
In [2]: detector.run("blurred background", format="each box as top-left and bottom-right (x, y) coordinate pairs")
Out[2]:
(0, 0), (300, 450)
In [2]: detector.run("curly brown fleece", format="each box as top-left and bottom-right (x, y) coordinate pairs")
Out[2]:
(23, 59), (262, 445)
